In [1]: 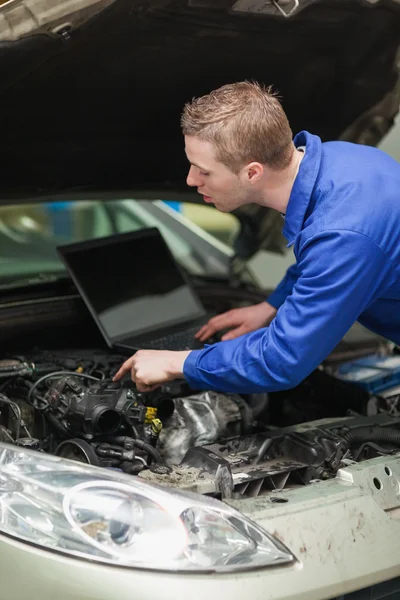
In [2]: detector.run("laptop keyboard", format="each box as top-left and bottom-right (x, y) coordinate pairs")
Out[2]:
(138, 324), (205, 351)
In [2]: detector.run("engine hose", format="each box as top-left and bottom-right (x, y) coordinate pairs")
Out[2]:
(45, 412), (72, 439)
(132, 439), (165, 465)
(102, 435), (134, 445)
(120, 461), (145, 475)
(0, 394), (22, 440)
(0, 370), (24, 379)
(341, 426), (400, 449)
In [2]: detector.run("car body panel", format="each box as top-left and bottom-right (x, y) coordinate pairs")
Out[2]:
(0, 454), (399, 600)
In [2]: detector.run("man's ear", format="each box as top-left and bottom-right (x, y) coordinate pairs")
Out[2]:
(246, 162), (264, 184)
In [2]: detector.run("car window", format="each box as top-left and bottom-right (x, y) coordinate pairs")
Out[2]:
(246, 248), (296, 290)
(378, 115), (400, 161)
(0, 199), (231, 281)
(179, 203), (240, 246)
(177, 202), (297, 288)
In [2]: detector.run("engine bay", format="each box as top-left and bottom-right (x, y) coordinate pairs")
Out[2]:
(1, 346), (400, 500)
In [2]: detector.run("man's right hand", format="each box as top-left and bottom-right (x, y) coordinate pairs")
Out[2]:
(196, 301), (277, 342)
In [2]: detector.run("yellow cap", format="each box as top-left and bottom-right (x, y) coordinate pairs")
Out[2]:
(145, 406), (158, 423)
(151, 418), (163, 434)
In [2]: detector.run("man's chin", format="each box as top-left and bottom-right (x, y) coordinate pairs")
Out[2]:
(203, 196), (238, 213)
(213, 202), (235, 213)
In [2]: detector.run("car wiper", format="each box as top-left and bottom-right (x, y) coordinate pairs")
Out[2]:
(0, 273), (71, 291)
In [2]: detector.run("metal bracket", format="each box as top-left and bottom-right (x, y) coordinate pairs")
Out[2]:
(272, 0), (299, 18)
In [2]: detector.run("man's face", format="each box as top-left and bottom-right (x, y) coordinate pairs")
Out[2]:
(184, 136), (260, 213)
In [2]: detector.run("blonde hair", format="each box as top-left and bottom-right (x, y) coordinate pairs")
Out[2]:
(181, 81), (294, 173)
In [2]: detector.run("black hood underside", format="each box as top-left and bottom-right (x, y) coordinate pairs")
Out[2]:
(1, 0), (400, 200)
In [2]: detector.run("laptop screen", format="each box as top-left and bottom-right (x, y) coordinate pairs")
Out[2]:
(58, 228), (206, 342)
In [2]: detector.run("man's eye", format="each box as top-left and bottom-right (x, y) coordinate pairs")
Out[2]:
(200, 171), (209, 176)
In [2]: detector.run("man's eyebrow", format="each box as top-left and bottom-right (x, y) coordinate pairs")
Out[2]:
(191, 162), (209, 172)
(184, 149), (209, 172)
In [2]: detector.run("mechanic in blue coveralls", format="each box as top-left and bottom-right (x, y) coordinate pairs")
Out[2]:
(114, 81), (400, 393)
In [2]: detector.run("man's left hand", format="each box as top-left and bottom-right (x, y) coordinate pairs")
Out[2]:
(113, 349), (191, 392)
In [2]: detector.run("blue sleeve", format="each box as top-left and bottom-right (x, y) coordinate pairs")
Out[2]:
(183, 230), (393, 394)
(267, 263), (299, 309)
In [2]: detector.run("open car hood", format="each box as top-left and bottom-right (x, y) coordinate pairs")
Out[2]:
(1, 0), (400, 258)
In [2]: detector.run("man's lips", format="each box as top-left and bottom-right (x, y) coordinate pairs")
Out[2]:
(198, 189), (213, 203)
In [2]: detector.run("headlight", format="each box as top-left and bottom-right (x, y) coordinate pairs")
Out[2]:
(0, 444), (296, 572)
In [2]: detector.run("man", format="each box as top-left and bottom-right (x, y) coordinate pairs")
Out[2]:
(114, 81), (400, 393)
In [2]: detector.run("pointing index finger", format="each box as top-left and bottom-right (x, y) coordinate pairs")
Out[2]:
(113, 356), (135, 381)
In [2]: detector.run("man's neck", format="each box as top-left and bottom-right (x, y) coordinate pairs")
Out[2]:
(258, 148), (304, 214)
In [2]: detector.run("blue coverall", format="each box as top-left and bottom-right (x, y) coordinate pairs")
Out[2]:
(183, 131), (400, 393)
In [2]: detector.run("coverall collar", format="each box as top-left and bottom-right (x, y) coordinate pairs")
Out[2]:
(283, 131), (322, 247)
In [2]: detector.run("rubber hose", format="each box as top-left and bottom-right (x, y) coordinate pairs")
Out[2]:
(342, 426), (400, 448)
(45, 412), (71, 438)
(132, 439), (164, 464)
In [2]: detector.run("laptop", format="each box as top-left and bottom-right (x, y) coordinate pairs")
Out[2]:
(57, 228), (209, 353)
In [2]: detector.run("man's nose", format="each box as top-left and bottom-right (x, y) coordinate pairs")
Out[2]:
(186, 166), (200, 187)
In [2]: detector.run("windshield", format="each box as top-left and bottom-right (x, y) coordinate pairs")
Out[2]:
(0, 199), (232, 284)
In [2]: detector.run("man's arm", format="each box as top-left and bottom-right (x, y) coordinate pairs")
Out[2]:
(183, 230), (395, 393)
(113, 350), (191, 392)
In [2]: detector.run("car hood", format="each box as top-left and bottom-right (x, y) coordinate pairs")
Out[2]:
(1, 0), (400, 258)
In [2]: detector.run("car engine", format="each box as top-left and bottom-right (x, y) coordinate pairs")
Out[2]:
(1, 347), (400, 500)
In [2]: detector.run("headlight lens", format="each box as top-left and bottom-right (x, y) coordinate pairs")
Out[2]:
(0, 444), (295, 572)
